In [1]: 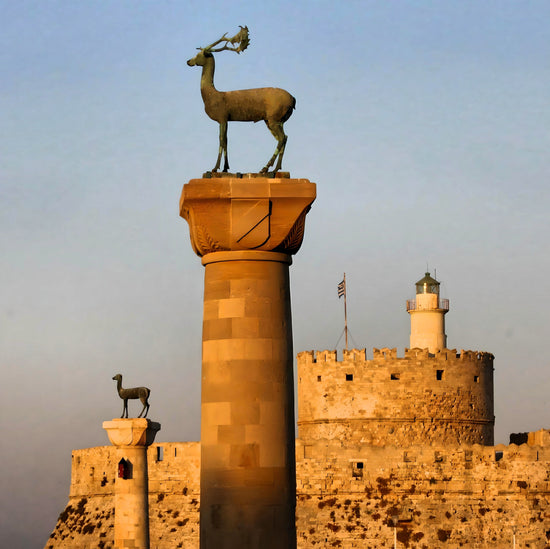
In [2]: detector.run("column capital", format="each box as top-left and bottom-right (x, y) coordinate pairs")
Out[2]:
(102, 418), (161, 448)
(180, 177), (316, 257)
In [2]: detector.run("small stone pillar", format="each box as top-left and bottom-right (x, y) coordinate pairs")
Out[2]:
(103, 418), (161, 549)
(180, 176), (316, 549)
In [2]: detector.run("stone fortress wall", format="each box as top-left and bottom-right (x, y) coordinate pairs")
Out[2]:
(46, 343), (548, 549)
(47, 431), (550, 548)
(296, 436), (550, 548)
(298, 348), (495, 447)
(46, 443), (201, 549)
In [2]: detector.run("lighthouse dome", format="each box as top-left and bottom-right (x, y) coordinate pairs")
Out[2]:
(415, 272), (440, 296)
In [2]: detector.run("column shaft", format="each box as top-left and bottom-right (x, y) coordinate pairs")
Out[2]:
(114, 446), (149, 549)
(200, 251), (296, 549)
(103, 418), (160, 549)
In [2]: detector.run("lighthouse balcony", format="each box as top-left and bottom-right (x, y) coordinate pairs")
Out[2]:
(407, 298), (449, 312)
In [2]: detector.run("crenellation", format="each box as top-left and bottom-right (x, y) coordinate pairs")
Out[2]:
(372, 347), (399, 359)
(314, 349), (338, 363)
(342, 348), (367, 361)
(297, 350), (315, 364)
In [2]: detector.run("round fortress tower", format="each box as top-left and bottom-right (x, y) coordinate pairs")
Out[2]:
(407, 272), (448, 353)
(297, 274), (494, 447)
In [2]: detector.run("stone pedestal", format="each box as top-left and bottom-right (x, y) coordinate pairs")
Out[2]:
(181, 176), (316, 549)
(103, 418), (161, 549)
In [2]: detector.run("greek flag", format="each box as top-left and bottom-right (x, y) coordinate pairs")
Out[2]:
(338, 278), (346, 298)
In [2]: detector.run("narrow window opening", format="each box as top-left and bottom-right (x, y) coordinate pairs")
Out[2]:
(346, 374), (353, 381)
(495, 451), (503, 462)
(474, 375), (479, 383)
(118, 458), (132, 479)
(317, 375), (322, 382)
(351, 461), (364, 478)
(436, 370), (444, 380)
(174, 447), (177, 457)
(157, 446), (164, 461)
(391, 373), (400, 380)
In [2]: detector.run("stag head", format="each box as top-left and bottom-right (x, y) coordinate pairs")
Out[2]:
(187, 26), (249, 66)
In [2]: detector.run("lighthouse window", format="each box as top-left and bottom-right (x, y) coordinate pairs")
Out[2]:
(436, 370), (444, 380)
(157, 446), (164, 461)
(474, 375), (479, 383)
(346, 374), (353, 381)
(391, 373), (400, 380)
(317, 375), (322, 382)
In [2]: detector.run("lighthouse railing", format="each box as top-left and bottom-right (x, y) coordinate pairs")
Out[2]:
(406, 298), (449, 311)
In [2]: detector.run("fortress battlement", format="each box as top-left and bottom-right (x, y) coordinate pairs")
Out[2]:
(297, 346), (495, 447)
(297, 347), (494, 364)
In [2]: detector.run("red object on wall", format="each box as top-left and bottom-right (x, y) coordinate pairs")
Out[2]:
(118, 459), (127, 479)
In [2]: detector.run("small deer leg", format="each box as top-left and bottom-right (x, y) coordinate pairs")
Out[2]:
(121, 399), (128, 418)
(143, 402), (150, 418)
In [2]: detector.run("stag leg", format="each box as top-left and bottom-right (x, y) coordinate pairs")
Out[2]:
(274, 134), (287, 172)
(213, 121), (230, 172)
(261, 121), (287, 173)
(221, 121), (229, 172)
(121, 399), (128, 419)
(138, 396), (150, 418)
(140, 401), (150, 419)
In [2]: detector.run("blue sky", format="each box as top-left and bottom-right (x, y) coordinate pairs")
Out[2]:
(1, 1), (549, 547)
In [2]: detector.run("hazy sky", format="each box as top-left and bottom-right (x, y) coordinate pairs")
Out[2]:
(1, 1), (549, 547)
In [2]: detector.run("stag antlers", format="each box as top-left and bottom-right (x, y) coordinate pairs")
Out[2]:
(187, 26), (294, 174)
(202, 26), (250, 54)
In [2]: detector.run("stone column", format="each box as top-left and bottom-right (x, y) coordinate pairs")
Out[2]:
(180, 176), (316, 549)
(103, 418), (161, 549)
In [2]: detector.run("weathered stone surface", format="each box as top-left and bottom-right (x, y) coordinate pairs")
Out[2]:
(180, 177), (316, 256)
(45, 432), (550, 548)
(298, 348), (494, 447)
(102, 419), (160, 549)
(179, 177), (316, 549)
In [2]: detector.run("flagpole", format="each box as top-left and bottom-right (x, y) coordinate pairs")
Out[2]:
(344, 273), (348, 350)
(338, 274), (348, 350)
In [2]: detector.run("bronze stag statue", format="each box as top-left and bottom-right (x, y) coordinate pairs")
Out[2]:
(187, 26), (295, 174)
(112, 374), (150, 418)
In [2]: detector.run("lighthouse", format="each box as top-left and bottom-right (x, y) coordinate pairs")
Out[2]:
(407, 272), (449, 353)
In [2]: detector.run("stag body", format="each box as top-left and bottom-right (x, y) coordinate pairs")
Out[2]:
(112, 374), (150, 419)
(187, 28), (295, 173)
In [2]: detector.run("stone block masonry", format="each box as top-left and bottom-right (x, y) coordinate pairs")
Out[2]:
(295, 437), (550, 548)
(298, 348), (494, 447)
(180, 176), (316, 549)
(45, 443), (201, 549)
(46, 431), (550, 548)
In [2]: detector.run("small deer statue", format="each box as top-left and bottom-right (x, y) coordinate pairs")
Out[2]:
(112, 374), (150, 419)
(187, 26), (295, 174)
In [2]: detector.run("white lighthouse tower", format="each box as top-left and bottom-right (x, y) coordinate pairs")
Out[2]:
(407, 272), (449, 353)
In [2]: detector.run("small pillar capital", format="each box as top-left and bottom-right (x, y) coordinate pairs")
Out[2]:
(103, 418), (161, 448)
